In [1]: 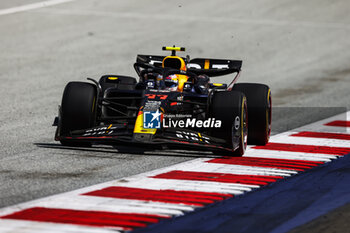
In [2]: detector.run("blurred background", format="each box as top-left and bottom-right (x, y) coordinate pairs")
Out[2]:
(0, 1), (349, 231)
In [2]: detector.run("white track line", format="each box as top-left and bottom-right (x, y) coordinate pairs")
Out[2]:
(149, 162), (296, 177)
(111, 178), (258, 194)
(289, 112), (349, 133)
(244, 148), (338, 162)
(300, 125), (350, 133)
(34, 196), (188, 216)
(270, 133), (350, 147)
(0, 219), (119, 233)
(0, 195), (195, 218)
(0, 0), (75, 16)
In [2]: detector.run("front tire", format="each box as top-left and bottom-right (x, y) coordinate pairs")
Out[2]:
(59, 82), (97, 147)
(232, 83), (271, 145)
(210, 91), (248, 156)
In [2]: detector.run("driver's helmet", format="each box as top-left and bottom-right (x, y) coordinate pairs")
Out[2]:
(164, 74), (179, 91)
(162, 56), (188, 92)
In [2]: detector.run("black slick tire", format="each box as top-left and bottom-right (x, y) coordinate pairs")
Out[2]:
(210, 91), (248, 156)
(232, 83), (271, 145)
(59, 82), (97, 147)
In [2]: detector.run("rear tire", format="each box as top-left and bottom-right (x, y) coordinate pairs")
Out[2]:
(232, 83), (271, 145)
(210, 91), (248, 156)
(59, 82), (97, 147)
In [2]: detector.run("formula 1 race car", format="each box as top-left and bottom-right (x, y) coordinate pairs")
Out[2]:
(53, 46), (271, 156)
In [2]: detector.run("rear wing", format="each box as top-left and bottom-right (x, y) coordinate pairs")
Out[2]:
(136, 55), (242, 77)
(187, 58), (242, 77)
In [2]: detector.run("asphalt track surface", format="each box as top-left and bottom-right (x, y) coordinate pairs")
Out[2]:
(0, 0), (350, 231)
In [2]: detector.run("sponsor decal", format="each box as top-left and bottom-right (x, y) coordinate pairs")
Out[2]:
(146, 81), (155, 88)
(163, 117), (221, 128)
(175, 131), (210, 144)
(234, 116), (240, 130)
(83, 125), (116, 136)
(143, 110), (162, 129)
(149, 89), (171, 93)
(145, 94), (168, 100)
(149, 59), (162, 66)
(187, 63), (229, 69)
(142, 105), (222, 129)
(144, 101), (161, 111)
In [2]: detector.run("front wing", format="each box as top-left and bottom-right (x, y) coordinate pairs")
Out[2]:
(55, 124), (232, 153)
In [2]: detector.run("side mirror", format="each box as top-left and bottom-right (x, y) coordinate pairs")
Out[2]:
(146, 80), (155, 89)
(183, 82), (193, 92)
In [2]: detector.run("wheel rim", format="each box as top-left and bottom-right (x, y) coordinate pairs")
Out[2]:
(231, 97), (248, 153)
(243, 99), (248, 149)
(266, 89), (272, 140)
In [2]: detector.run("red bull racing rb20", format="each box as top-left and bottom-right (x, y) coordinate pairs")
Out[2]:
(54, 46), (272, 156)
